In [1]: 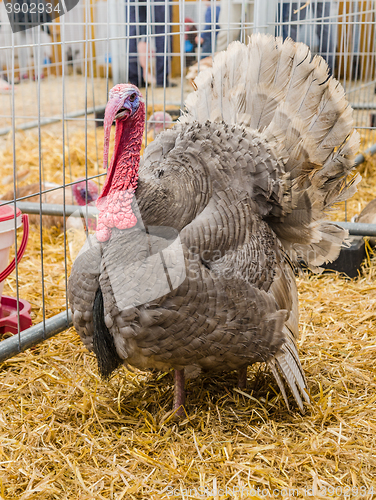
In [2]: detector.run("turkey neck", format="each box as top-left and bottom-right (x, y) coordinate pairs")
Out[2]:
(95, 104), (145, 242)
(99, 106), (145, 199)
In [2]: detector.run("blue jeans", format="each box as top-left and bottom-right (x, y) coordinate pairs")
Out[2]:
(127, 0), (171, 86)
(277, 2), (336, 74)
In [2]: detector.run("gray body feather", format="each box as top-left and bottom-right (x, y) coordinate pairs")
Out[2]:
(68, 35), (360, 412)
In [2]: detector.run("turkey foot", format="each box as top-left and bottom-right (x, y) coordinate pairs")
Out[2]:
(237, 367), (248, 389)
(173, 369), (185, 417)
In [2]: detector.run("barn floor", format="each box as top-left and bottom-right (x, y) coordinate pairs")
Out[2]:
(0, 75), (376, 499)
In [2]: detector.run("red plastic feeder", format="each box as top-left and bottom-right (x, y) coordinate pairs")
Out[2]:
(0, 205), (32, 335)
(0, 296), (32, 334)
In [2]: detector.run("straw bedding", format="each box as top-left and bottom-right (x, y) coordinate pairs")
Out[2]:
(0, 121), (376, 499)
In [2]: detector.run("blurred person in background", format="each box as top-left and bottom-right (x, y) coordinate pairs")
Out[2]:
(127, 0), (174, 88)
(215, 0), (253, 52)
(277, 1), (338, 74)
(196, 3), (220, 58)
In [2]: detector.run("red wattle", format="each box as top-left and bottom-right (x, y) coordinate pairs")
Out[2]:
(103, 96), (122, 171)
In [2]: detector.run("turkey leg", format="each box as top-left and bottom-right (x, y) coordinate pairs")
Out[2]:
(237, 367), (248, 389)
(173, 369), (185, 417)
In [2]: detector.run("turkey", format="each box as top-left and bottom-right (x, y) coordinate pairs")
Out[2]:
(68, 34), (360, 416)
(354, 200), (376, 227)
(352, 199), (376, 246)
(186, 55), (214, 89)
(147, 111), (173, 139)
(0, 179), (98, 229)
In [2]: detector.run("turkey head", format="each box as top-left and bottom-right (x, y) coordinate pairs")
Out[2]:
(96, 84), (145, 242)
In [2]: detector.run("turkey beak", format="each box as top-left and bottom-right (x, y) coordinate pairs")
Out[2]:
(103, 98), (131, 170)
(114, 105), (132, 121)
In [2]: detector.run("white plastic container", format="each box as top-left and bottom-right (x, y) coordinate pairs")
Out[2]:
(0, 205), (23, 298)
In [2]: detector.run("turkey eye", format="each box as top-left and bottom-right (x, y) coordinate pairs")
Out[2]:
(129, 93), (136, 102)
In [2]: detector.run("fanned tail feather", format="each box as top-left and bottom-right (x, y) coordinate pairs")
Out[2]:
(182, 33), (360, 268)
(268, 329), (310, 412)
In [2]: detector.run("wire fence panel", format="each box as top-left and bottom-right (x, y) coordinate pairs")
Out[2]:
(0, 0), (375, 361)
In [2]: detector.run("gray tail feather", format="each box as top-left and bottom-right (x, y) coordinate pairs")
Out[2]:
(268, 330), (310, 412)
